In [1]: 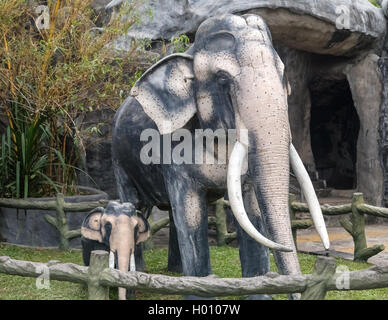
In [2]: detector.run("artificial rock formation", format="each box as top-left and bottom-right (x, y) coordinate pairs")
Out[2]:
(112, 0), (385, 56)
(346, 54), (384, 205)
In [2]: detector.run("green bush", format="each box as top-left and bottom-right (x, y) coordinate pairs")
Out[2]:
(0, 104), (54, 198)
(369, 0), (382, 7)
(0, 0), (147, 197)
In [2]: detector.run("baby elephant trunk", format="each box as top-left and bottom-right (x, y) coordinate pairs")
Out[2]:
(112, 215), (137, 300)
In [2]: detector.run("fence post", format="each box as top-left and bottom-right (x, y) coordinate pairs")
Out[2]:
(44, 193), (70, 250)
(88, 250), (109, 300)
(145, 215), (170, 250)
(56, 193), (69, 250)
(214, 199), (236, 246)
(340, 193), (384, 262)
(301, 256), (336, 300)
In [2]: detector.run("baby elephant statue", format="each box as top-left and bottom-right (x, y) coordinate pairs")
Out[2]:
(81, 201), (150, 300)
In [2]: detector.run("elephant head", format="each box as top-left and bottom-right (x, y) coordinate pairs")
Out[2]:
(131, 14), (329, 279)
(81, 201), (150, 300)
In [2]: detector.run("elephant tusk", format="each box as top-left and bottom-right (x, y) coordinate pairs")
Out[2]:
(105, 0), (123, 9)
(109, 251), (115, 269)
(290, 143), (330, 250)
(130, 252), (136, 272)
(227, 141), (293, 252)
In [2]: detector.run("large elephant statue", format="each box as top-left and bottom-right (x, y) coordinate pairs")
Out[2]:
(81, 201), (150, 299)
(110, 13), (330, 300)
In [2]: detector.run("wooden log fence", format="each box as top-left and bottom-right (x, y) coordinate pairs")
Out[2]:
(208, 199), (237, 246)
(0, 195), (235, 250)
(0, 194), (170, 250)
(0, 193), (109, 250)
(289, 192), (387, 262)
(1, 192), (387, 260)
(1, 251), (388, 300)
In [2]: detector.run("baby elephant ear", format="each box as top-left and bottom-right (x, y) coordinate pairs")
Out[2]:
(81, 207), (105, 242)
(133, 213), (151, 245)
(131, 53), (196, 135)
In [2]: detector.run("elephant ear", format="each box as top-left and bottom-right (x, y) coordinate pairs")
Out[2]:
(133, 212), (151, 245)
(81, 207), (105, 242)
(130, 53), (196, 135)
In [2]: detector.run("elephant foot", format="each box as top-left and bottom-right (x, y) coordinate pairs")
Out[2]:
(185, 295), (214, 300)
(135, 243), (146, 271)
(167, 210), (183, 274)
(167, 263), (183, 274)
(244, 294), (272, 300)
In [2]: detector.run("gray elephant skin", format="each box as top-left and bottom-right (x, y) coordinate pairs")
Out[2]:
(105, 14), (327, 300)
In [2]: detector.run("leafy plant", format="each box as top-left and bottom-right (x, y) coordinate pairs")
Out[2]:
(0, 98), (62, 198)
(0, 0), (149, 197)
(369, 0), (381, 7)
(170, 34), (191, 53)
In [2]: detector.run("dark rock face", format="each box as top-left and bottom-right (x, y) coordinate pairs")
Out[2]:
(379, 57), (388, 207)
(271, 47), (384, 204)
(77, 108), (118, 199)
(309, 78), (359, 190)
(345, 54), (384, 206)
(0, 188), (108, 248)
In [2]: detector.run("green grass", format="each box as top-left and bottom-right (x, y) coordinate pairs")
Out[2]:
(0, 243), (387, 300)
(369, 0), (381, 8)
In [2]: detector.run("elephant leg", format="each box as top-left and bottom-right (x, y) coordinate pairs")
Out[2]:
(166, 182), (212, 299)
(167, 210), (183, 273)
(81, 238), (109, 266)
(113, 163), (140, 205)
(134, 243), (146, 271)
(235, 185), (272, 300)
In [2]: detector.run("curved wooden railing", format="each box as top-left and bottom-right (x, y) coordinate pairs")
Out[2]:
(1, 192), (387, 262)
(1, 251), (388, 300)
(289, 193), (388, 262)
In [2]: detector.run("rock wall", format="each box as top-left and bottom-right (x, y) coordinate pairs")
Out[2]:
(379, 56), (388, 207)
(114, 0), (385, 51)
(77, 109), (118, 199)
(346, 54), (384, 206)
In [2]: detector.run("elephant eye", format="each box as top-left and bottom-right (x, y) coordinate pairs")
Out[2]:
(216, 70), (230, 84)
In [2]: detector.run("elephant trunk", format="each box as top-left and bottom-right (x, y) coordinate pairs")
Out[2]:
(117, 250), (135, 300)
(117, 241), (131, 300)
(227, 141), (292, 252)
(248, 138), (300, 277)
(232, 64), (301, 278)
(113, 218), (136, 300)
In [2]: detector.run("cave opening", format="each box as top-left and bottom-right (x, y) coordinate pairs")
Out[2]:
(309, 78), (360, 190)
